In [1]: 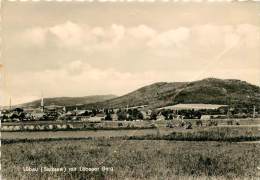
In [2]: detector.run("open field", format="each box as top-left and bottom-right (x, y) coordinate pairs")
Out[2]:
(1, 119), (259, 179)
(1, 140), (259, 179)
(1, 118), (259, 133)
(2, 118), (260, 126)
(1, 129), (159, 140)
(1, 120), (154, 132)
(154, 118), (260, 127)
(2, 125), (259, 143)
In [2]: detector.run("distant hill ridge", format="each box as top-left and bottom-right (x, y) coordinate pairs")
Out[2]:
(20, 95), (117, 108)
(84, 78), (260, 109)
(20, 78), (260, 109)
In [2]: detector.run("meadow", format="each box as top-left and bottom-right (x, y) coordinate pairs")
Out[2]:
(1, 139), (259, 180)
(2, 126), (259, 142)
(1, 129), (158, 141)
(1, 119), (259, 179)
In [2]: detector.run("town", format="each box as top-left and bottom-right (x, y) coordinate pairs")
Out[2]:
(1, 95), (258, 132)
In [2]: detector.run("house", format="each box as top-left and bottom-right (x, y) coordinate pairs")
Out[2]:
(111, 113), (118, 121)
(211, 114), (227, 119)
(79, 116), (91, 121)
(126, 105), (148, 110)
(157, 103), (227, 111)
(175, 115), (184, 120)
(140, 110), (150, 120)
(31, 112), (45, 120)
(156, 114), (165, 121)
(23, 107), (35, 113)
(45, 105), (64, 114)
(200, 115), (211, 120)
(88, 113), (105, 122)
(147, 109), (152, 116)
(66, 111), (75, 116)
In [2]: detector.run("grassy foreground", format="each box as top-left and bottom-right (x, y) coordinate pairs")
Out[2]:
(1, 140), (259, 179)
(132, 126), (260, 142)
(2, 126), (259, 143)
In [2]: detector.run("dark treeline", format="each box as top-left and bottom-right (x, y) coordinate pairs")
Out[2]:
(1, 104), (258, 122)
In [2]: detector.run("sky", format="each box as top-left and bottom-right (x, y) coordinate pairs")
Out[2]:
(1, 1), (260, 105)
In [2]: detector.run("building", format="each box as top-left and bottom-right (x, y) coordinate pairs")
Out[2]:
(156, 114), (165, 121)
(200, 115), (211, 120)
(157, 103), (227, 111)
(88, 113), (106, 122)
(111, 113), (118, 121)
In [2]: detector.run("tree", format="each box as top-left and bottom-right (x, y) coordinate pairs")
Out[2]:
(150, 111), (158, 120)
(92, 109), (97, 116)
(117, 110), (127, 121)
(105, 112), (112, 121)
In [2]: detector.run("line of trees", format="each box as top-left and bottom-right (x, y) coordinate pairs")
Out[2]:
(104, 108), (144, 121)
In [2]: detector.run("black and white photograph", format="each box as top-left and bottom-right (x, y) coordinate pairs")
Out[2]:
(0, 0), (260, 179)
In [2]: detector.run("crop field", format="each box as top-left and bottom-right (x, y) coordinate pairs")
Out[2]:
(3, 118), (260, 126)
(1, 129), (159, 140)
(1, 119), (259, 179)
(2, 123), (259, 142)
(154, 118), (260, 127)
(1, 120), (154, 132)
(1, 140), (260, 179)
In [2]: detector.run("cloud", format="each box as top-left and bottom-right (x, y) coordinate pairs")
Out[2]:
(110, 24), (125, 44)
(128, 25), (157, 40)
(49, 21), (84, 47)
(147, 27), (190, 48)
(192, 24), (260, 50)
(20, 22), (259, 55)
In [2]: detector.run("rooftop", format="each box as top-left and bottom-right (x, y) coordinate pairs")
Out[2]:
(158, 104), (227, 110)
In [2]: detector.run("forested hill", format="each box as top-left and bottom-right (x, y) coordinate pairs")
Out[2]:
(84, 78), (260, 109)
(19, 95), (117, 108)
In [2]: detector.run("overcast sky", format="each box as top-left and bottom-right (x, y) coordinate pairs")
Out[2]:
(1, 1), (260, 105)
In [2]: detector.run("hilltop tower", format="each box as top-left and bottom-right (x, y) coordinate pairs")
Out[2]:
(41, 92), (44, 112)
(253, 106), (256, 119)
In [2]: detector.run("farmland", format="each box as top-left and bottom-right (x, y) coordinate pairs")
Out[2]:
(1, 119), (260, 179)
(2, 118), (260, 132)
(1, 129), (159, 141)
(1, 140), (259, 179)
(1, 118), (259, 142)
(1, 126), (260, 143)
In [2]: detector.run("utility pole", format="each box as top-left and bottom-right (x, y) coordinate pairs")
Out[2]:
(253, 105), (256, 119)
(227, 107), (231, 120)
(41, 92), (44, 112)
(227, 96), (232, 120)
(9, 97), (12, 110)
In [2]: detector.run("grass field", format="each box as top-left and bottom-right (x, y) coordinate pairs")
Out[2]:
(1, 129), (158, 140)
(3, 118), (260, 126)
(1, 119), (259, 179)
(2, 126), (259, 143)
(1, 140), (259, 179)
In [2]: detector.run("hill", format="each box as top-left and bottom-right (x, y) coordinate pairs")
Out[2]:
(19, 95), (117, 108)
(84, 78), (260, 109)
